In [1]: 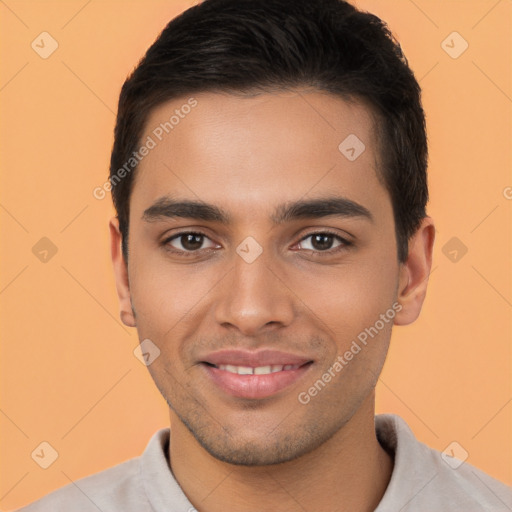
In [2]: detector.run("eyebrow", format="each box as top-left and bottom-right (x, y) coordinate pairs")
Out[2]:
(142, 195), (374, 224)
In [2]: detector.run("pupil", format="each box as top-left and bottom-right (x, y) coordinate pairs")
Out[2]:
(312, 234), (333, 250)
(182, 234), (203, 250)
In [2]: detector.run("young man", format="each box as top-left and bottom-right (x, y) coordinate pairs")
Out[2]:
(18, 0), (511, 510)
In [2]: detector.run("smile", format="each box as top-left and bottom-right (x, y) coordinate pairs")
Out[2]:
(214, 364), (302, 375)
(199, 351), (313, 399)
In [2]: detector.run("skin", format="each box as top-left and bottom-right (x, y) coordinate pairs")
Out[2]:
(110, 90), (435, 512)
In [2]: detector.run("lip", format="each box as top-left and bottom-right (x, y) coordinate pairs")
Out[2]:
(201, 349), (311, 367)
(199, 350), (313, 400)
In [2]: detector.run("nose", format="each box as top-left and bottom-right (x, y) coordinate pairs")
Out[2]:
(213, 247), (295, 337)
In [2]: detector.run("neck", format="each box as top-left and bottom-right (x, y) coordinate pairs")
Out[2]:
(168, 394), (393, 512)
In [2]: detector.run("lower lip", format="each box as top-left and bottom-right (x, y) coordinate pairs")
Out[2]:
(201, 363), (312, 399)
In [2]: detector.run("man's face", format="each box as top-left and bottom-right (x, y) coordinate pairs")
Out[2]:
(116, 91), (406, 464)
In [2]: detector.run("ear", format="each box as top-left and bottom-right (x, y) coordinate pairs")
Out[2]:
(394, 216), (435, 326)
(109, 217), (136, 327)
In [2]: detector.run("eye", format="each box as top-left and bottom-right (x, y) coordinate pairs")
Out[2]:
(297, 232), (351, 252)
(162, 230), (352, 257)
(164, 232), (218, 252)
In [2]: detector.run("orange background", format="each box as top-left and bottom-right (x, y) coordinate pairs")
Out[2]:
(1, 0), (511, 509)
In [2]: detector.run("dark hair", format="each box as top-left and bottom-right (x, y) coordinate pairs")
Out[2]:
(110, 0), (428, 262)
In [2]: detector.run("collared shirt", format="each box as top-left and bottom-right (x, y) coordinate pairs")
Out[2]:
(16, 414), (512, 511)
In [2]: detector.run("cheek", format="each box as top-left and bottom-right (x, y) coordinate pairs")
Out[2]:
(128, 252), (216, 338)
(289, 250), (399, 340)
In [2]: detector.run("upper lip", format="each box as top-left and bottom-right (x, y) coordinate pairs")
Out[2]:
(200, 349), (312, 367)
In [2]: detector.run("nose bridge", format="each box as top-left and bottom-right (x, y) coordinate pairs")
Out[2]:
(214, 242), (294, 334)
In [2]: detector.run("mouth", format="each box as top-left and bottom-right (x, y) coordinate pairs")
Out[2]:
(199, 350), (314, 400)
(207, 363), (304, 375)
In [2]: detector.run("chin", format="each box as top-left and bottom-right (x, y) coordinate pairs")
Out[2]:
(200, 440), (309, 466)
(184, 418), (330, 466)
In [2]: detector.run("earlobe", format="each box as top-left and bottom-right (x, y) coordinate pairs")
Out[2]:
(109, 217), (136, 328)
(394, 217), (435, 326)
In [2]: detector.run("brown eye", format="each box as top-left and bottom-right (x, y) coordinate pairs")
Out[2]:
(297, 232), (350, 252)
(311, 234), (335, 250)
(165, 232), (217, 252)
(180, 233), (204, 251)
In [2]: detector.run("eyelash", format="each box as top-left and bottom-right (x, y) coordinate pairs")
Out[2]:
(161, 230), (353, 258)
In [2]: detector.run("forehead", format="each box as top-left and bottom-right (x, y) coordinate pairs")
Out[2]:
(131, 90), (389, 222)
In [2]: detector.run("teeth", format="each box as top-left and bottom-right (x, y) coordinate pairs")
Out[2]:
(254, 366), (272, 375)
(216, 364), (300, 375)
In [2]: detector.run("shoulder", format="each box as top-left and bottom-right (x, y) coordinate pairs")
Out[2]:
(16, 458), (144, 512)
(15, 428), (171, 512)
(375, 414), (512, 512)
